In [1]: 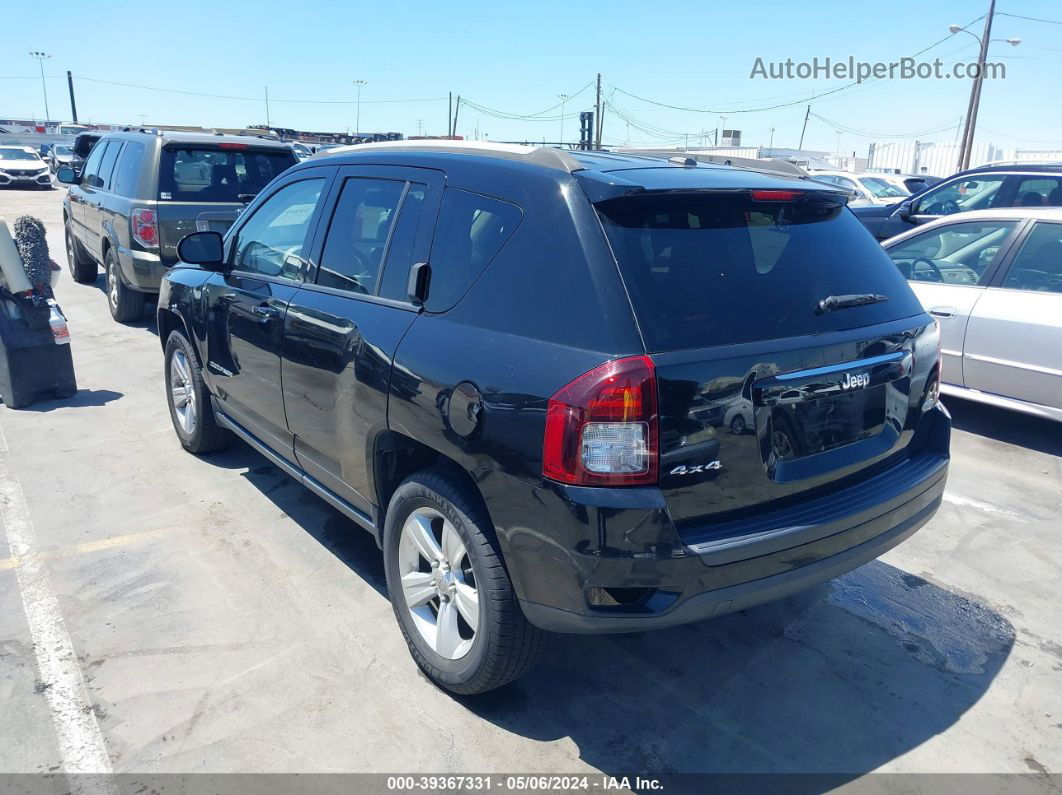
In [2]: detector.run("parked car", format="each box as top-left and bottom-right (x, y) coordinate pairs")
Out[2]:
(48, 143), (75, 173)
(159, 141), (949, 694)
(883, 207), (1062, 422)
(57, 130), (297, 322)
(808, 170), (911, 205)
(289, 142), (313, 160)
(853, 163), (1062, 240)
(0, 146), (54, 189)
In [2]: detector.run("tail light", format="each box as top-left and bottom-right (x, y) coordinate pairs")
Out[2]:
(750, 189), (804, 202)
(543, 356), (658, 486)
(131, 208), (158, 249)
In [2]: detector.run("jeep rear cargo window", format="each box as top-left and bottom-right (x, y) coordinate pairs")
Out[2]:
(158, 147), (294, 202)
(597, 191), (923, 351)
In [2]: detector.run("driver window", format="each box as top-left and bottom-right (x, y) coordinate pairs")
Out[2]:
(886, 220), (1017, 285)
(233, 178), (325, 278)
(1003, 222), (1062, 294)
(915, 175), (1008, 217)
(316, 177), (405, 294)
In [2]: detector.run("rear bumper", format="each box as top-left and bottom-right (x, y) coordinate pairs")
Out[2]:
(117, 245), (165, 293)
(484, 403), (950, 634)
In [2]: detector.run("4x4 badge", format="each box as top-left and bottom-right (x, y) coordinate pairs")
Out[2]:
(670, 461), (722, 476)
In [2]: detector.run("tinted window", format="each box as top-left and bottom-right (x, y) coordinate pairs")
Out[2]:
(886, 220), (1016, 286)
(1013, 177), (1062, 208)
(378, 183), (427, 301)
(426, 188), (521, 312)
(158, 147), (295, 202)
(861, 177), (908, 199)
(1003, 222), (1062, 294)
(96, 142), (122, 191)
(598, 192), (924, 351)
(80, 141), (110, 188)
(111, 141), (145, 198)
(317, 178), (405, 294)
(233, 178), (324, 278)
(916, 175), (1008, 216)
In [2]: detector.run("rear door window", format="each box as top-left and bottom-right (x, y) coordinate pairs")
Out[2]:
(158, 146), (295, 202)
(597, 191), (924, 351)
(96, 142), (122, 191)
(1014, 177), (1062, 208)
(111, 141), (146, 198)
(1001, 222), (1062, 294)
(425, 188), (521, 312)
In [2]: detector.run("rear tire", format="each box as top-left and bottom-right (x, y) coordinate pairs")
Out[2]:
(730, 414), (746, 435)
(65, 224), (97, 283)
(383, 470), (543, 695)
(105, 248), (145, 322)
(164, 330), (232, 454)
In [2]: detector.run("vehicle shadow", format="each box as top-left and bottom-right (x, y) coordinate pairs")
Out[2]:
(87, 276), (159, 336)
(200, 441), (1014, 783)
(945, 396), (1062, 456)
(461, 562), (1014, 781)
(202, 443), (388, 598)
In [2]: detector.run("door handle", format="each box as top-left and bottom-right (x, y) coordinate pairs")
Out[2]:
(252, 304), (281, 319)
(928, 306), (958, 319)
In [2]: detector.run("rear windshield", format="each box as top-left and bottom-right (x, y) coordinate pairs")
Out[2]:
(158, 146), (294, 202)
(597, 191), (924, 351)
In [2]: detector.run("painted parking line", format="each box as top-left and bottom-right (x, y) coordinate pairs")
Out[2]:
(0, 526), (172, 573)
(0, 423), (113, 779)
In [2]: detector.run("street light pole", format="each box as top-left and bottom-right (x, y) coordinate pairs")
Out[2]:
(28, 51), (52, 126)
(557, 94), (568, 147)
(353, 80), (367, 136)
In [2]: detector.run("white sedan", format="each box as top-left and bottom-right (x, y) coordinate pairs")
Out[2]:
(882, 207), (1062, 422)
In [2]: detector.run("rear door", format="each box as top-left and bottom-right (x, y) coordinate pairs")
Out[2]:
(204, 172), (331, 458)
(595, 186), (938, 529)
(156, 144), (297, 266)
(963, 220), (1062, 410)
(883, 218), (1023, 386)
(281, 165), (442, 512)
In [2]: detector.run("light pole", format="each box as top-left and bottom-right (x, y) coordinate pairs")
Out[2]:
(557, 94), (568, 146)
(353, 79), (367, 136)
(28, 51), (52, 126)
(948, 4), (1021, 171)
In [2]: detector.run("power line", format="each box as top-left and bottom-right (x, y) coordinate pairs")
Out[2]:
(809, 112), (961, 139)
(996, 11), (1062, 26)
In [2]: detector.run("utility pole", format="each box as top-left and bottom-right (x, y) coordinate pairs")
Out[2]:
(594, 73), (602, 149)
(66, 71), (78, 123)
(452, 95), (461, 138)
(265, 86), (271, 128)
(768, 126), (775, 148)
(798, 104), (811, 149)
(957, 1), (995, 171)
(353, 79), (367, 136)
(417, 119), (424, 137)
(28, 51), (51, 126)
(448, 92), (452, 137)
(558, 93), (568, 147)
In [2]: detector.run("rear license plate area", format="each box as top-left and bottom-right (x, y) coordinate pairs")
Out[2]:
(770, 386), (886, 461)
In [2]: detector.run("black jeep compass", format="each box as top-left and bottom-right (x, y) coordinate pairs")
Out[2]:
(158, 142), (950, 694)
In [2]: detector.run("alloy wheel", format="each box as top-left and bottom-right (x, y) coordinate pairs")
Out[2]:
(169, 350), (198, 435)
(107, 261), (119, 309)
(397, 507), (479, 660)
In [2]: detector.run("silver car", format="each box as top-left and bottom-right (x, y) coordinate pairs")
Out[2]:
(882, 207), (1062, 422)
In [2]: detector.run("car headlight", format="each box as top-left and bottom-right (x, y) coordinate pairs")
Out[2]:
(37, 167), (49, 175)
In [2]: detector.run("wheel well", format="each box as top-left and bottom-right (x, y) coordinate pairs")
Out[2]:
(373, 431), (493, 538)
(156, 308), (200, 364)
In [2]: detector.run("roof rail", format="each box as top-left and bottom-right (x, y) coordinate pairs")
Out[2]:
(975, 158), (1062, 168)
(616, 149), (809, 179)
(316, 139), (584, 173)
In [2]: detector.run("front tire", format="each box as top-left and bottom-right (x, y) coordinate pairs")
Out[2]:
(730, 414), (746, 435)
(164, 330), (232, 454)
(383, 470), (543, 695)
(105, 248), (145, 322)
(65, 224), (97, 283)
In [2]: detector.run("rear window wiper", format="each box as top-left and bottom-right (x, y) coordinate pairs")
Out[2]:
(816, 293), (889, 314)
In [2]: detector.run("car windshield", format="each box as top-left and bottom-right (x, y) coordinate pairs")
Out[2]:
(158, 146), (295, 202)
(597, 191), (923, 351)
(53, 145), (73, 156)
(0, 149), (39, 161)
(862, 177), (909, 198)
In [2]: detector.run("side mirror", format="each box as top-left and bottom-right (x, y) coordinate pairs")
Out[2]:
(177, 231), (226, 271)
(897, 201), (913, 221)
(407, 261), (431, 305)
(55, 166), (78, 185)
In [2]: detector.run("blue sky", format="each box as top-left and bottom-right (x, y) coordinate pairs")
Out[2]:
(4, 0), (1061, 154)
